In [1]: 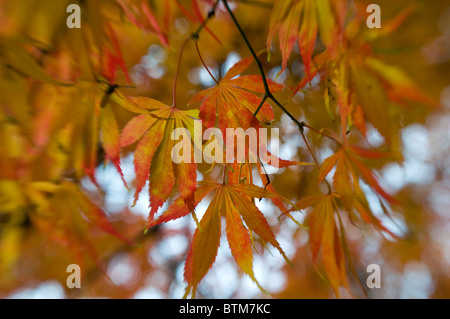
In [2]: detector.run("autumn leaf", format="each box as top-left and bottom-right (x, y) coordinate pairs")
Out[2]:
(150, 181), (291, 297)
(282, 141), (401, 295)
(321, 8), (435, 148)
(120, 97), (199, 221)
(100, 103), (127, 187)
(189, 57), (284, 133)
(25, 181), (132, 269)
(0, 37), (70, 86)
(283, 193), (348, 296)
(267, 0), (343, 79)
(118, 0), (170, 46)
(317, 142), (399, 236)
(101, 24), (131, 84)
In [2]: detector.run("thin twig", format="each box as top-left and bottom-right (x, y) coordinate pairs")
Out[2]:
(253, 94), (268, 117)
(173, 0), (220, 107)
(190, 0), (221, 40)
(303, 122), (341, 145)
(194, 40), (219, 84)
(222, 0), (271, 94)
(172, 38), (189, 108)
(222, 0), (304, 129)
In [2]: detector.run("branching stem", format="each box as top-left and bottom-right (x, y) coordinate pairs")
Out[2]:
(222, 0), (304, 129)
(222, 0), (335, 193)
(190, 0), (221, 40)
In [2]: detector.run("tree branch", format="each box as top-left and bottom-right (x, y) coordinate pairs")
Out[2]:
(222, 0), (272, 96)
(222, 0), (334, 193)
(222, 0), (306, 130)
(190, 0), (221, 40)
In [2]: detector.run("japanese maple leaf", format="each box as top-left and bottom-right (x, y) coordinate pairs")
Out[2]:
(286, 193), (348, 296)
(119, 97), (199, 221)
(101, 24), (131, 84)
(117, 0), (169, 46)
(298, 9), (435, 149)
(267, 0), (344, 79)
(317, 142), (399, 235)
(324, 48), (435, 151)
(34, 82), (125, 188)
(283, 143), (401, 295)
(100, 102), (128, 187)
(149, 181), (292, 298)
(27, 181), (132, 270)
(189, 57), (284, 134)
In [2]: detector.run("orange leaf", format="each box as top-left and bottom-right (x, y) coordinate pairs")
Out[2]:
(228, 187), (290, 264)
(120, 114), (157, 148)
(120, 97), (199, 221)
(132, 120), (166, 205)
(148, 182), (219, 228)
(100, 104), (127, 187)
(298, 0), (318, 81)
(190, 57), (283, 133)
(318, 152), (339, 184)
(184, 187), (223, 297)
(224, 190), (261, 287)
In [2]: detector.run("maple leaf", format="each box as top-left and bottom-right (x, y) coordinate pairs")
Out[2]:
(312, 8), (436, 150)
(149, 181), (291, 298)
(31, 83), (105, 186)
(189, 57), (284, 134)
(101, 24), (131, 84)
(282, 142), (401, 295)
(56, 83), (129, 188)
(267, 0), (344, 79)
(0, 37), (70, 86)
(100, 103), (128, 187)
(284, 189), (378, 297)
(288, 193), (348, 296)
(118, 0), (170, 46)
(317, 142), (399, 237)
(120, 97), (199, 221)
(25, 181), (132, 269)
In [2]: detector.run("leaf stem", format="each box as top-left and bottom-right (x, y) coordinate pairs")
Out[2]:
(194, 40), (219, 84)
(302, 122), (341, 145)
(172, 37), (189, 108)
(299, 130), (332, 193)
(173, 0), (220, 107)
(222, 164), (228, 185)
